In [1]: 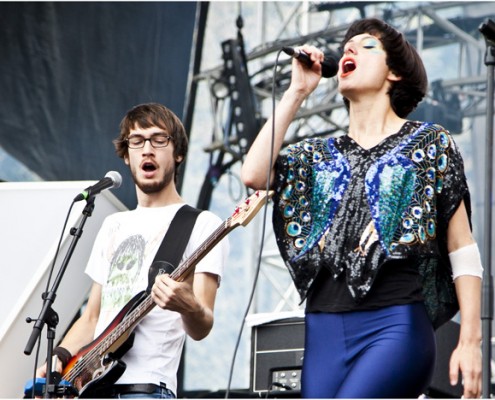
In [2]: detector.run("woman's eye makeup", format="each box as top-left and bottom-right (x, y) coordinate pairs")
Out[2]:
(342, 37), (383, 54)
(362, 38), (382, 51)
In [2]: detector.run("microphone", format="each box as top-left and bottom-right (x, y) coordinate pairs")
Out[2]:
(74, 171), (122, 202)
(282, 46), (338, 78)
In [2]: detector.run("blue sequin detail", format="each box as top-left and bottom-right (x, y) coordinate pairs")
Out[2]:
(418, 226), (426, 243)
(438, 154), (448, 172)
(297, 140), (351, 257)
(403, 218), (413, 229)
(399, 232), (415, 244)
(427, 144), (436, 159)
(294, 238), (305, 249)
(425, 185), (434, 199)
(366, 149), (416, 255)
(436, 178), (443, 193)
(364, 122), (454, 255)
(280, 138), (351, 260)
(439, 132), (450, 148)
(287, 221), (301, 237)
(412, 149), (425, 162)
(412, 206), (423, 219)
(427, 219), (436, 237)
(426, 167), (435, 182)
(303, 142), (314, 152)
(282, 184), (293, 200)
(284, 204), (295, 218)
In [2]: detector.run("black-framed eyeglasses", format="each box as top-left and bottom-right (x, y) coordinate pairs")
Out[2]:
(126, 134), (173, 149)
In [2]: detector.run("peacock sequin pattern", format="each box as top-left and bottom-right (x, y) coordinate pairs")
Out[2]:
(272, 121), (470, 304)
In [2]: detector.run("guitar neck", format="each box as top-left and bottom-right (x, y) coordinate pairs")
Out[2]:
(170, 217), (233, 282)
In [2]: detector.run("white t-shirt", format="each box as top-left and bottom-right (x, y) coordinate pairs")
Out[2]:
(85, 203), (228, 395)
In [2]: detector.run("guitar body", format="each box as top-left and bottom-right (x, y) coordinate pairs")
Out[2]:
(62, 291), (145, 394)
(78, 358), (126, 398)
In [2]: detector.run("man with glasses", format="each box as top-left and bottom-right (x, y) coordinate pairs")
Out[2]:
(36, 103), (229, 398)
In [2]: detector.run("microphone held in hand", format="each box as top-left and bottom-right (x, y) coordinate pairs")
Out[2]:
(74, 171), (122, 202)
(282, 46), (338, 78)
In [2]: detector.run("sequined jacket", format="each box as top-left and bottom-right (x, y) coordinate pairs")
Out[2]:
(272, 121), (471, 328)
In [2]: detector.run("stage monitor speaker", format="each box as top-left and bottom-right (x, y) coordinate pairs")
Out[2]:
(250, 315), (463, 398)
(250, 316), (304, 396)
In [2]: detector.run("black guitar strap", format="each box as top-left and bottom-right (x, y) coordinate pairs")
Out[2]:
(147, 204), (202, 292)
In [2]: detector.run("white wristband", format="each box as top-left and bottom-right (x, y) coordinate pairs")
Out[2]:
(448, 243), (483, 280)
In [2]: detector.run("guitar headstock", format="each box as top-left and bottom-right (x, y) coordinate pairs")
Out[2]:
(229, 190), (274, 227)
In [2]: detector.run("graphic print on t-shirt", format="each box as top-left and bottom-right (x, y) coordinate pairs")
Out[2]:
(101, 234), (146, 311)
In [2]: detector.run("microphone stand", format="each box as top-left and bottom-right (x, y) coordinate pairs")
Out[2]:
(24, 196), (96, 398)
(479, 18), (495, 399)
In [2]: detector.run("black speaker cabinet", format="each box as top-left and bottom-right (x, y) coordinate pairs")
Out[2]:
(250, 316), (305, 394)
(250, 315), (462, 398)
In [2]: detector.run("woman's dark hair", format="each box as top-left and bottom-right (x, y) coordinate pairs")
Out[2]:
(113, 103), (188, 181)
(341, 18), (428, 118)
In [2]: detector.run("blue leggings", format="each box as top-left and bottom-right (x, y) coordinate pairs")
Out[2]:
(302, 303), (436, 398)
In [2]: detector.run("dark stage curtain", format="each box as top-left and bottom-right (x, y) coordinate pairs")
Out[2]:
(0, 2), (198, 208)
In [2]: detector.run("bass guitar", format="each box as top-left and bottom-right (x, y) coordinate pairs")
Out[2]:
(59, 190), (273, 398)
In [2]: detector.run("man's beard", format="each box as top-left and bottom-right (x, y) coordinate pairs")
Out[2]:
(131, 166), (175, 195)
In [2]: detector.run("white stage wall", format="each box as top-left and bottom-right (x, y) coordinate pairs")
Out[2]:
(0, 181), (127, 397)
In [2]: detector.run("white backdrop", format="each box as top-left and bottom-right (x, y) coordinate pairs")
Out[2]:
(0, 181), (127, 397)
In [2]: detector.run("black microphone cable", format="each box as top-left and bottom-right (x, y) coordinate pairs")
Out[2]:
(224, 48), (284, 399)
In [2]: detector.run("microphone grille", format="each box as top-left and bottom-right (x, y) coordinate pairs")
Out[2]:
(321, 58), (339, 78)
(105, 170), (123, 189)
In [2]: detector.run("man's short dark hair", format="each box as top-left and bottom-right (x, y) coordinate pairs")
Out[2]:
(113, 103), (188, 181)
